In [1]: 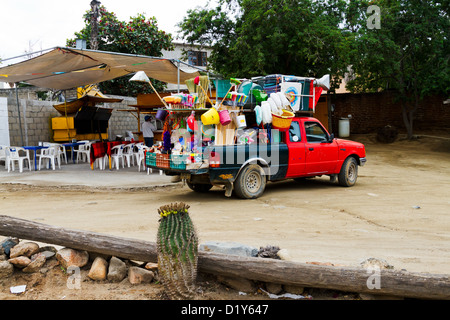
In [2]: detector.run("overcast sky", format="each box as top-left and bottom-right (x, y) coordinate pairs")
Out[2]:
(0, 0), (214, 65)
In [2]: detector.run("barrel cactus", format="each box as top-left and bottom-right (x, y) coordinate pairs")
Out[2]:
(156, 202), (199, 299)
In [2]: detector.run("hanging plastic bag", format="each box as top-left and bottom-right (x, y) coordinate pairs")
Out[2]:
(254, 105), (262, 126)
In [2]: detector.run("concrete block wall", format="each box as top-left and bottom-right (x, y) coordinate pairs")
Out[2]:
(1, 88), (139, 147)
(103, 95), (139, 140)
(7, 98), (59, 147)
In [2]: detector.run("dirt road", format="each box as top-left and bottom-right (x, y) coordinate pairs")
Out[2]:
(1, 133), (449, 299)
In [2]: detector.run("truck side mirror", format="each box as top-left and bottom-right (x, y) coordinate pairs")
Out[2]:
(328, 133), (335, 142)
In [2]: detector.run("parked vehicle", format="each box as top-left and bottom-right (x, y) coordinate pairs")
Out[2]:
(147, 117), (366, 199)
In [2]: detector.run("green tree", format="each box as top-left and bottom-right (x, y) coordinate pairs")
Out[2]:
(345, 0), (449, 139)
(67, 5), (174, 96)
(177, 0), (352, 90)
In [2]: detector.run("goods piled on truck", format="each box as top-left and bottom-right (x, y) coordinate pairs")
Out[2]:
(144, 74), (330, 172)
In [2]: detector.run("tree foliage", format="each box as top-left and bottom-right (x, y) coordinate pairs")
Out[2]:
(178, 0), (449, 138)
(345, 0), (449, 138)
(178, 0), (352, 90)
(67, 5), (174, 96)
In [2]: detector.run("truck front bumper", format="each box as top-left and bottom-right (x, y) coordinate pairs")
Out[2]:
(359, 157), (367, 166)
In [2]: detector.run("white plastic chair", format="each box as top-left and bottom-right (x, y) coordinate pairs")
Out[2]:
(111, 144), (125, 170)
(122, 143), (135, 167)
(51, 143), (67, 164)
(94, 154), (108, 170)
(136, 145), (150, 172)
(38, 145), (60, 170)
(75, 141), (91, 163)
(133, 142), (144, 165)
(0, 145), (7, 170)
(6, 147), (31, 173)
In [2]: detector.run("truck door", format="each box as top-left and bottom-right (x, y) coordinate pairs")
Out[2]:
(304, 121), (338, 174)
(285, 120), (306, 178)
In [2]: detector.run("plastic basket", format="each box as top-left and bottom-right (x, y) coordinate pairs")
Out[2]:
(145, 152), (156, 166)
(272, 110), (294, 130)
(170, 154), (189, 170)
(156, 153), (170, 168)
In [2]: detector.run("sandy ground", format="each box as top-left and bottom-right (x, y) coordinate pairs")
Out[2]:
(0, 132), (449, 300)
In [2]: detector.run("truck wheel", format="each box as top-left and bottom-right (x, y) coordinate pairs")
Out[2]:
(338, 157), (358, 187)
(234, 164), (266, 199)
(187, 182), (213, 193)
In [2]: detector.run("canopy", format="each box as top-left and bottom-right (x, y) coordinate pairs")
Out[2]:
(0, 47), (201, 90)
(52, 87), (123, 115)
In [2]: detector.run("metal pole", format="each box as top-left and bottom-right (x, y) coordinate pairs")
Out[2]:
(177, 60), (180, 93)
(15, 84), (24, 146)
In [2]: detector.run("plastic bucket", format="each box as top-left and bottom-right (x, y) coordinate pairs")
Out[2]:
(234, 114), (247, 128)
(155, 109), (168, 121)
(201, 107), (220, 125)
(219, 109), (231, 126)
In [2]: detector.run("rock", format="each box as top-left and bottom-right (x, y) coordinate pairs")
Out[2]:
(199, 241), (258, 257)
(88, 256), (108, 281)
(0, 253), (6, 261)
(128, 267), (154, 284)
(0, 237), (19, 256)
(257, 246), (281, 259)
(144, 262), (158, 272)
(23, 253), (46, 273)
(8, 256), (31, 268)
(284, 284), (304, 295)
(360, 258), (394, 270)
(277, 248), (293, 261)
(34, 250), (55, 260)
(265, 282), (283, 295)
(56, 248), (89, 269)
(9, 242), (39, 258)
(0, 261), (14, 278)
(107, 257), (127, 282)
(376, 125), (398, 143)
(217, 276), (256, 293)
(37, 246), (57, 259)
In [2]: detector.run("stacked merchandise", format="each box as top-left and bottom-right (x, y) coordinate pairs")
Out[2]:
(145, 74), (328, 171)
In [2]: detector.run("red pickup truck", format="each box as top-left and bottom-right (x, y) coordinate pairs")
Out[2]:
(154, 117), (367, 199)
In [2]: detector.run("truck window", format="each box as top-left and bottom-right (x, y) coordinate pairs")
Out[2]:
(289, 121), (302, 142)
(305, 122), (328, 143)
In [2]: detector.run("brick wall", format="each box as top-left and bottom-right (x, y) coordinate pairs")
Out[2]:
(329, 91), (450, 135)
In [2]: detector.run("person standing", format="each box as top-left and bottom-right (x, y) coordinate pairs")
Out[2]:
(142, 115), (156, 147)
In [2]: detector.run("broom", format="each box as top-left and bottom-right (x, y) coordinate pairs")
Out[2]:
(193, 76), (214, 107)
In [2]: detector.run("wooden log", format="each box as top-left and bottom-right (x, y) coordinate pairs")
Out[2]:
(0, 215), (449, 299)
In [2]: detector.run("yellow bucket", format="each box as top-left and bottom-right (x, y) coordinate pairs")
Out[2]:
(272, 110), (294, 130)
(201, 107), (220, 125)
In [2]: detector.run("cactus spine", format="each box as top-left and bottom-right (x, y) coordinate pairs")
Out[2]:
(156, 202), (198, 299)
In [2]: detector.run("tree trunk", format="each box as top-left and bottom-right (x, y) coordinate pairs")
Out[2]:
(1, 215), (449, 299)
(402, 102), (414, 140)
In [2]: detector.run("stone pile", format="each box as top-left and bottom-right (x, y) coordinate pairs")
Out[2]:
(0, 237), (156, 285)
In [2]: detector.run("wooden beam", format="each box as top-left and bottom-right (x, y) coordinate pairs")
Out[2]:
(0, 215), (448, 299)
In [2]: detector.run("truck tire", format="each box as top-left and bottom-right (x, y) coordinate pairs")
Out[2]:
(234, 164), (266, 199)
(338, 157), (358, 187)
(187, 182), (213, 193)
